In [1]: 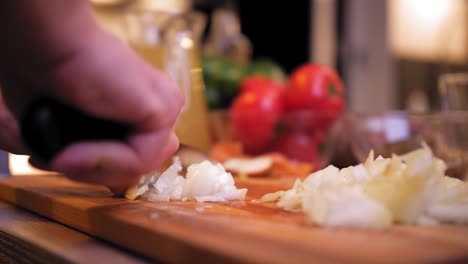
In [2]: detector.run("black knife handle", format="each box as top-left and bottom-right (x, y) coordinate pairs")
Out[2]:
(20, 98), (132, 163)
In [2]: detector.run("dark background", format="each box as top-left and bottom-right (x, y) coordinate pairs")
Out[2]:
(238, 1), (310, 73)
(194, 0), (311, 73)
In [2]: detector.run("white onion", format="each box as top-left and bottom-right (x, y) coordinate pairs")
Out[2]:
(184, 161), (247, 201)
(126, 158), (247, 202)
(262, 144), (468, 228)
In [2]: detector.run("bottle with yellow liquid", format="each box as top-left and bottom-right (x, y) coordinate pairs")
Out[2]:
(122, 4), (211, 152)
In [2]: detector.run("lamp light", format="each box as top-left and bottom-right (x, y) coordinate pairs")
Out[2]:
(388, 0), (468, 64)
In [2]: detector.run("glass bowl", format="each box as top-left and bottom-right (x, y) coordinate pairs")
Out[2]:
(269, 110), (341, 169)
(208, 109), (342, 170)
(348, 111), (468, 180)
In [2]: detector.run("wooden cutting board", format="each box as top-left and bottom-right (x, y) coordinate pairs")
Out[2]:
(0, 175), (467, 264)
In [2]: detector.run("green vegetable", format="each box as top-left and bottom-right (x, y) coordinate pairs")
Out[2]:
(243, 58), (287, 82)
(202, 55), (246, 109)
(205, 83), (222, 109)
(202, 56), (287, 110)
(221, 60), (245, 108)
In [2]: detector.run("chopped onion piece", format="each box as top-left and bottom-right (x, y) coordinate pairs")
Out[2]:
(223, 156), (273, 176)
(184, 161), (247, 202)
(125, 158), (247, 202)
(262, 144), (468, 228)
(260, 191), (284, 202)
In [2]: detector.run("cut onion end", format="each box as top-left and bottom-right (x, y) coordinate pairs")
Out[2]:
(223, 156), (273, 177)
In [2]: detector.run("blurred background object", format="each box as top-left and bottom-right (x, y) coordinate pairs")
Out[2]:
(124, 0), (212, 152)
(405, 88), (430, 113)
(348, 111), (468, 180)
(203, 6), (252, 65)
(93, 0), (212, 151)
(60, 0), (468, 115)
(8, 154), (57, 176)
(387, 0), (468, 111)
(439, 72), (468, 111)
(388, 0), (468, 64)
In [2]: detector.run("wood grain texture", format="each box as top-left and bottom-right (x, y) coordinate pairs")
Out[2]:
(0, 200), (151, 264)
(0, 175), (467, 264)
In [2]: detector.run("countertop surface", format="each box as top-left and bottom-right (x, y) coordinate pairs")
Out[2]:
(0, 199), (152, 263)
(0, 175), (468, 264)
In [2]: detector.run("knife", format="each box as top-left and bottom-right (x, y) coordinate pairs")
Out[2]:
(20, 98), (210, 166)
(20, 98), (132, 163)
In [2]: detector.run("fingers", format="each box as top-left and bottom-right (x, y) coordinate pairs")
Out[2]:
(0, 89), (28, 154)
(46, 31), (184, 132)
(41, 130), (179, 195)
(127, 129), (179, 172)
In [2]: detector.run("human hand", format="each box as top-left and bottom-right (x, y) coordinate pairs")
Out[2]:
(0, 2), (184, 194)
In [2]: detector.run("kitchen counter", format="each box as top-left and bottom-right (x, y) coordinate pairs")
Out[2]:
(0, 200), (151, 263)
(0, 175), (467, 264)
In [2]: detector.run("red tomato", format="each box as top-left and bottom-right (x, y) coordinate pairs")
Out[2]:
(229, 86), (284, 154)
(315, 95), (344, 129)
(271, 130), (319, 164)
(240, 75), (284, 94)
(284, 64), (345, 129)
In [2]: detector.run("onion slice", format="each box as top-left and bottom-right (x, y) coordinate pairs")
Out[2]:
(126, 158), (247, 202)
(262, 144), (468, 228)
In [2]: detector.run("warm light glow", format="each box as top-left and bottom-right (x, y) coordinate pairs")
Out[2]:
(180, 36), (194, 49)
(90, 0), (128, 6)
(8, 154), (56, 176)
(407, 0), (451, 25)
(138, 0), (191, 13)
(388, 0), (468, 63)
